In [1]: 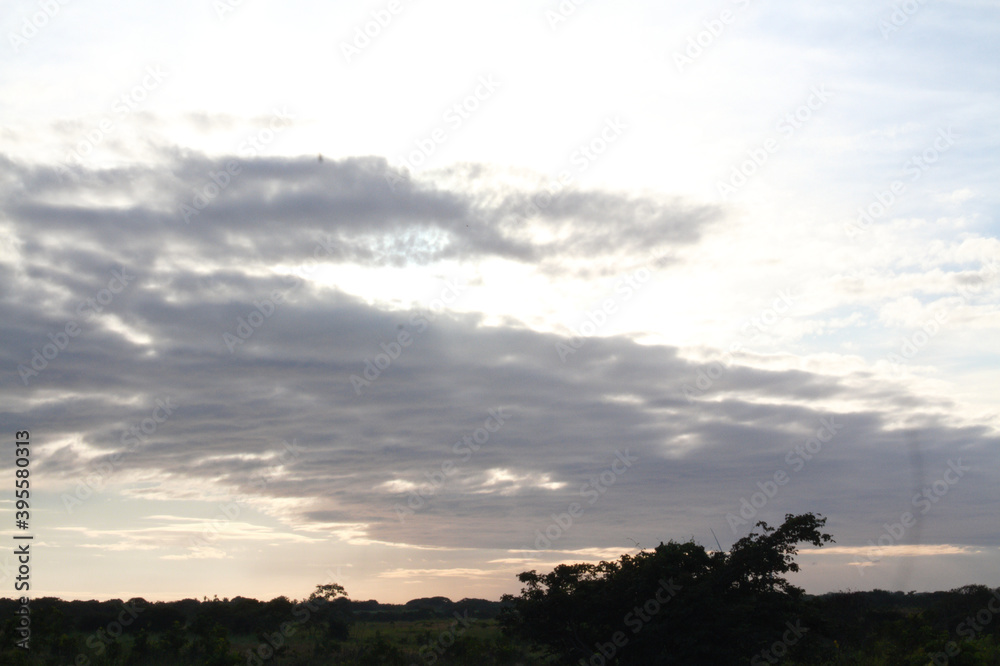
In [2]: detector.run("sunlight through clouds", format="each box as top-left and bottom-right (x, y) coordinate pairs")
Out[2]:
(1, 0), (998, 611)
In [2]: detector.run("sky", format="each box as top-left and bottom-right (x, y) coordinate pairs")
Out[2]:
(1, 0), (998, 605)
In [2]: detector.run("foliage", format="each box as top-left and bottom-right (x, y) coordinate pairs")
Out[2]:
(0, 558), (998, 664)
(499, 512), (834, 664)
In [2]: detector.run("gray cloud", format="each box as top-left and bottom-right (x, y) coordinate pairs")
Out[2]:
(0, 151), (718, 274)
(1, 151), (996, 568)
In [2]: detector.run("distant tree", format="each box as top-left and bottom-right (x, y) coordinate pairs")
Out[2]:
(262, 596), (295, 628)
(307, 583), (354, 643)
(309, 583), (348, 602)
(500, 512), (833, 665)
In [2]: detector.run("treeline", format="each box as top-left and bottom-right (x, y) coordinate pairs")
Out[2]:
(2, 513), (999, 664)
(0, 593), (504, 638)
(3, 587), (1000, 664)
(498, 513), (1000, 665)
(0, 593), (350, 665)
(0, 591), (523, 665)
(804, 586), (1000, 665)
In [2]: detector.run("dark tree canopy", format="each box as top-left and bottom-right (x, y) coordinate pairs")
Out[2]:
(499, 512), (833, 665)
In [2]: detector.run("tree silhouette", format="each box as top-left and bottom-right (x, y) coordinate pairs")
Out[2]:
(307, 582), (354, 644)
(309, 583), (348, 602)
(499, 512), (833, 665)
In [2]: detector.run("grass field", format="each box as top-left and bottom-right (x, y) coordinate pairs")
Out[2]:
(211, 618), (542, 666)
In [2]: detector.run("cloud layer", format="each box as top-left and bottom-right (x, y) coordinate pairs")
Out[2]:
(2, 153), (996, 599)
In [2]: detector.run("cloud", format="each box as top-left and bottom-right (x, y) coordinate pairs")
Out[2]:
(1, 148), (997, 589)
(0, 151), (719, 276)
(8, 279), (998, 554)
